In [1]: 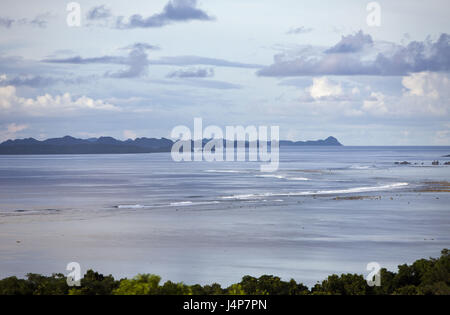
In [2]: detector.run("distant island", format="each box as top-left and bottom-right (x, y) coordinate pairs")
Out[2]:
(0, 136), (342, 155)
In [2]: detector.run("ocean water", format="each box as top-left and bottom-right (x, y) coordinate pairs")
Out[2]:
(0, 146), (449, 286)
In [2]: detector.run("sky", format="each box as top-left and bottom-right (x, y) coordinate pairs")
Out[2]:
(0, 0), (449, 145)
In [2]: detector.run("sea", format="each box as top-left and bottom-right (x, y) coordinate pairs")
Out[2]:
(0, 146), (449, 286)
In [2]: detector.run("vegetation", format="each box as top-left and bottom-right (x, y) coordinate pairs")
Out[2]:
(0, 249), (448, 295)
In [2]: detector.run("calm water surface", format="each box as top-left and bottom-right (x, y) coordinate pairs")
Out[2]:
(0, 146), (449, 286)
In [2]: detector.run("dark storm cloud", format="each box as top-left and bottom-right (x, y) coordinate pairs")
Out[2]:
(167, 67), (214, 78)
(258, 32), (450, 76)
(115, 0), (214, 29)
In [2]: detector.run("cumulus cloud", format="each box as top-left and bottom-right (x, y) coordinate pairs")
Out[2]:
(308, 77), (342, 99)
(258, 32), (450, 76)
(402, 71), (446, 99)
(362, 92), (388, 115)
(115, 0), (214, 29)
(359, 72), (450, 116)
(294, 72), (450, 119)
(325, 31), (373, 54)
(0, 85), (119, 116)
(167, 67), (214, 78)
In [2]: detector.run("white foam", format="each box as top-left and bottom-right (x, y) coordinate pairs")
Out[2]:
(116, 204), (150, 209)
(221, 183), (408, 200)
(170, 201), (220, 207)
(256, 174), (309, 181)
(204, 170), (248, 173)
(287, 177), (309, 181)
(256, 174), (285, 179)
(349, 165), (374, 170)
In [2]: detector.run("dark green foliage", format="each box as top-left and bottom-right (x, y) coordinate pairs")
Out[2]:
(312, 274), (370, 295)
(26, 273), (69, 295)
(0, 276), (33, 295)
(238, 275), (308, 295)
(68, 270), (119, 295)
(0, 249), (448, 295)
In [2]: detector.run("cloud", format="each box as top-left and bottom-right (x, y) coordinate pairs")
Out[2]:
(42, 55), (126, 65)
(308, 77), (342, 99)
(150, 78), (241, 90)
(6, 123), (28, 133)
(0, 17), (14, 28)
(258, 32), (450, 76)
(87, 5), (112, 20)
(0, 74), (56, 87)
(435, 130), (450, 145)
(121, 43), (160, 51)
(286, 26), (313, 35)
(290, 72), (450, 119)
(325, 31), (373, 54)
(399, 71), (450, 115)
(0, 73), (97, 88)
(362, 92), (388, 115)
(151, 55), (262, 68)
(43, 45), (149, 79)
(106, 47), (149, 78)
(44, 53), (261, 69)
(167, 67), (214, 78)
(402, 71), (445, 99)
(123, 130), (138, 139)
(0, 123), (28, 142)
(43, 49), (261, 80)
(115, 0), (214, 29)
(0, 13), (51, 28)
(359, 72), (450, 116)
(0, 85), (120, 116)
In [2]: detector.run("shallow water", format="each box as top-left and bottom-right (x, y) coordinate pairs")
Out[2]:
(0, 146), (449, 286)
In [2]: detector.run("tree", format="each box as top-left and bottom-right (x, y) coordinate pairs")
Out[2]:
(113, 274), (161, 295)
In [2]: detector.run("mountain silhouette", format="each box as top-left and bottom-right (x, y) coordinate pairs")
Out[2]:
(0, 135), (342, 154)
